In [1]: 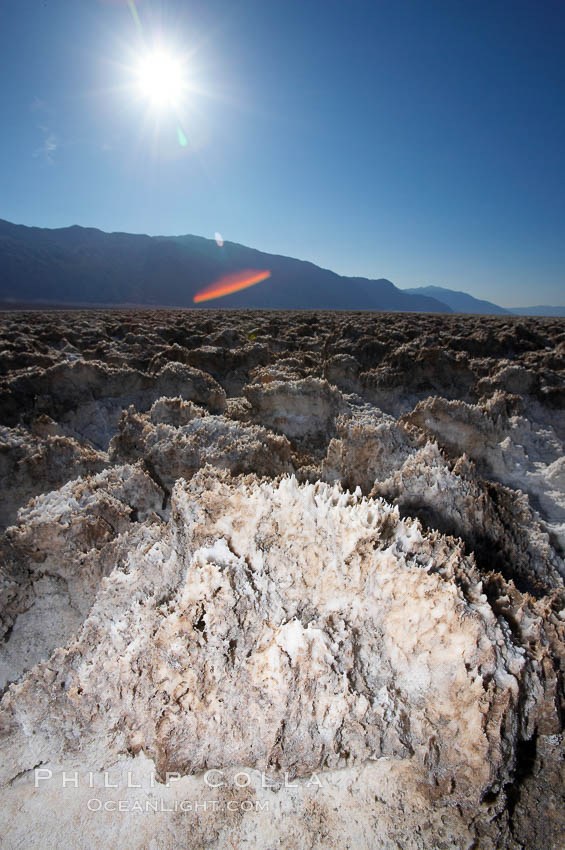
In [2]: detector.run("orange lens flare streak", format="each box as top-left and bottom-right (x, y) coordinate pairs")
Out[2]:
(194, 270), (271, 303)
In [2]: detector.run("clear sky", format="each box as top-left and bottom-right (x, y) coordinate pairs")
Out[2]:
(1, 0), (564, 307)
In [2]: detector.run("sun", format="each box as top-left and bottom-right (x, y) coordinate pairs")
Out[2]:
(134, 48), (187, 109)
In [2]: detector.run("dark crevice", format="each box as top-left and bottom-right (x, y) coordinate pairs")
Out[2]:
(506, 733), (538, 828)
(193, 610), (206, 636)
(397, 503), (546, 598)
(142, 457), (170, 511)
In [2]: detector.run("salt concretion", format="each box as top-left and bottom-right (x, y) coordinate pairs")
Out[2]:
(0, 309), (563, 848)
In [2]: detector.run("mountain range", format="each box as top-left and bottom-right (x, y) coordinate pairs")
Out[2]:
(0, 219), (563, 315)
(402, 285), (509, 315)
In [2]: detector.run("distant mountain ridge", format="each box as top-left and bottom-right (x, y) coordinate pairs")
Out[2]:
(0, 219), (451, 313)
(0, 220), (563, 315)
(404, 285), (565, 317)
(403, 285), (509, 315)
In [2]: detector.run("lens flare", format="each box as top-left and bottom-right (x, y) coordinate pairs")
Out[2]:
(194, 270), (271, 304)
(126, 0), (142, 34)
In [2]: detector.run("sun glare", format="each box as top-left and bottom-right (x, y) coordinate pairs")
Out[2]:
(135, 48), (187, 109)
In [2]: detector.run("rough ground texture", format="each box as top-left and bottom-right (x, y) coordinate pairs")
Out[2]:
(0, 309), (564, 849)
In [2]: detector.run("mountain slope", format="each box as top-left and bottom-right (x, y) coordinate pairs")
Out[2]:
(403, 285), (509, 315)
(0, 219), (451, 312)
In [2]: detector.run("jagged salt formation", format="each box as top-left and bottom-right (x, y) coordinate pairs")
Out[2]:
(0, 309), (564, 848)
(0, 359), (226, 449)
(108, 397), (294, 492)
(1, 468), (563, 849)
(0, 463), (164, 690)
(404, 393), (565, 555)
(0, 422), (107, 529)
(322, 408), (564, 596)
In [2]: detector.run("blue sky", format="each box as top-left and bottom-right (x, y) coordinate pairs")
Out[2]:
(0, 0), (564, 306)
